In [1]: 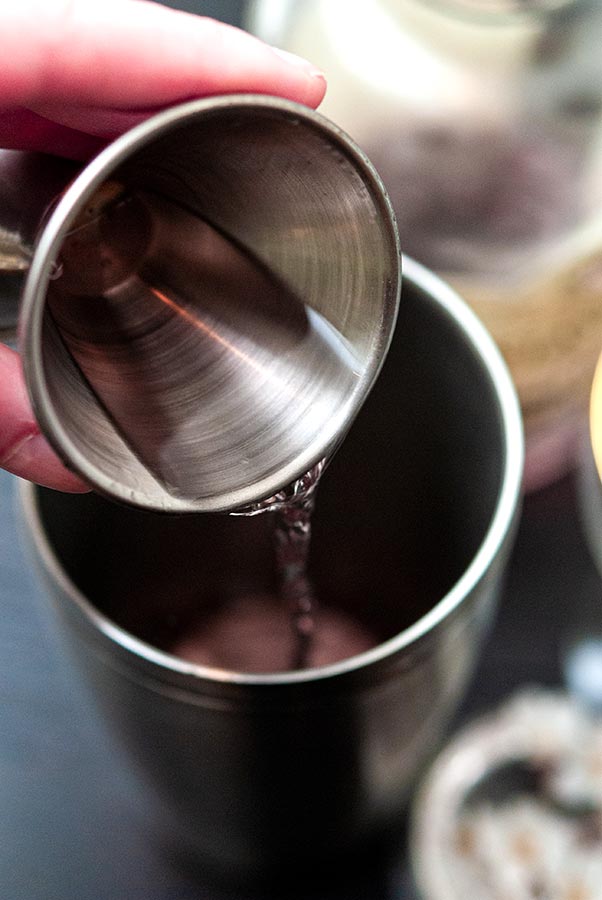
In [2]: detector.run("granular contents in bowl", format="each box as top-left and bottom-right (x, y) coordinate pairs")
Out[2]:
(452, 797), (602, 898)
(413, 690), (602, 900)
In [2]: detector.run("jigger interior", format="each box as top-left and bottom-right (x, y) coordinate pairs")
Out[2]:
(20, 96), (400, 512)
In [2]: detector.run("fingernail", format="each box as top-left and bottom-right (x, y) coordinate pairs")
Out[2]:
(272, 47), (325, 80)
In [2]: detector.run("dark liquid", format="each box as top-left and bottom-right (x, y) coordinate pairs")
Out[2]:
(170, 458), (377, 673)
(169, 458), (381, 673)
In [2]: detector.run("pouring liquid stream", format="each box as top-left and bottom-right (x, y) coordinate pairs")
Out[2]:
(233, 458), (326, 670)
(272, 460), (325, 670)
(275, 499), (317, 670)
(177, 456), (379, 673)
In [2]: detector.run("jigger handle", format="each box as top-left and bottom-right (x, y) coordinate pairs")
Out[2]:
(0, 149), (78, 339)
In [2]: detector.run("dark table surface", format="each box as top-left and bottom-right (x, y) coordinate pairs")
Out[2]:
(1, 463), (601, 900)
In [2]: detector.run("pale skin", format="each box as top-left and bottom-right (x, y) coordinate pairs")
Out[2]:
(0, 0), (326, 492)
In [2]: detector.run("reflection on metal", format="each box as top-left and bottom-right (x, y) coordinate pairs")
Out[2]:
(0, 96), (401, 513)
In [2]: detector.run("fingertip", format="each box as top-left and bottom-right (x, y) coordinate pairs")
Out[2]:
(268, 47), (327, 109)
(305, 70), (328, 110)
(3, 431), (91, 493)
(270, 47), (323, 78)
(0, 343), (90, 493)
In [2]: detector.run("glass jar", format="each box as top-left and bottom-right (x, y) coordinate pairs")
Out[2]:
(248, 0), (602, 489)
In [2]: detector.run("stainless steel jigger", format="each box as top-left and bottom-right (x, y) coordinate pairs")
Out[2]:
(0, 96), (401, 513)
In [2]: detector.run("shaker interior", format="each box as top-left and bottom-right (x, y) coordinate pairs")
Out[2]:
(33, 273), (505, 667)
(37, 102), (398, 513)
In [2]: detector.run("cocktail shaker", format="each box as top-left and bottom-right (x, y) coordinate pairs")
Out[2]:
(20, 258), (523, 878)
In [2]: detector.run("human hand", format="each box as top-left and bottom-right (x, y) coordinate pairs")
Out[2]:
(0, 0), (326, 492)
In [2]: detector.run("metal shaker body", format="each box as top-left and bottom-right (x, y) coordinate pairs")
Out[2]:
(20, 259), (523, 877)
(0, 95), (401, 513)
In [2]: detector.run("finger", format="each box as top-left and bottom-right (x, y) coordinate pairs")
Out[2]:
(2, 1), (326, 111)
(18, 102), (173, 141)
(0, 108), (104, 159)
(0, 344), (90, 492)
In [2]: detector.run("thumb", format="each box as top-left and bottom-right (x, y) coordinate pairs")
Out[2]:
(0, 344), (89, 492)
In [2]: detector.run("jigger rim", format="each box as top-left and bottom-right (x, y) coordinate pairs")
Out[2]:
(18, 93), (402, 513)
(19, 258), (524, 688)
